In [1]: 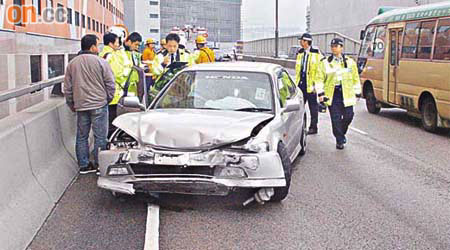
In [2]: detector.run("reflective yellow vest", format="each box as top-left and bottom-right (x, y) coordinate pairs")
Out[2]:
(151, 49), (196, 79)
(100, 47), (137, 105)
(295, 47), (323, 93)
(316, 55), (362, 107)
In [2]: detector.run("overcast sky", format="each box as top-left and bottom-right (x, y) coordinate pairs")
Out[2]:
(242, 0), (309, 40)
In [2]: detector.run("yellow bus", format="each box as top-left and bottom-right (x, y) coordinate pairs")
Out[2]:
(358, 2), (450, 132)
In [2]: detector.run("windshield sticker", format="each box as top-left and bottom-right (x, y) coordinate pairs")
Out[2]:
(255, 88), (266, 100)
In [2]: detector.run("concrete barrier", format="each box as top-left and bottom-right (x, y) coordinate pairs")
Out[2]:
(243, 55), (296, 69)
(0, 98), (77, 250)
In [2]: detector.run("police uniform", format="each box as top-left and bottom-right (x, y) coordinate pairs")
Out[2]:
(295, 33), (323, 134)
(316, 38), (361, 149)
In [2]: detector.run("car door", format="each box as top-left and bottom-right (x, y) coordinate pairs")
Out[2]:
(278, 71), (302, 157)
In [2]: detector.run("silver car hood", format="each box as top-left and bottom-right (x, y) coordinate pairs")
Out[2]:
(113, 109), (274, 149)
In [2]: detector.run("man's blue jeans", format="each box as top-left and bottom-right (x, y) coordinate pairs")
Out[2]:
(75, 105), (109, 167)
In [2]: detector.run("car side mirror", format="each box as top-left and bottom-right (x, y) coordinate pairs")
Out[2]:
(360, 30), (365, 40)
(283, 100), (300, 113)
(121, 96), (146, 111)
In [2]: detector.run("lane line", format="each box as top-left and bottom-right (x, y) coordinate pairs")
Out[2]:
(349, 126), (368, 136)
(144, 204), (160, 250)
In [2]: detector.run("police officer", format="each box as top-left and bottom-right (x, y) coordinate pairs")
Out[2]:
(152, 33), (196, 79)
(316, 38), (361, 150)
(295, 33), (323, 135)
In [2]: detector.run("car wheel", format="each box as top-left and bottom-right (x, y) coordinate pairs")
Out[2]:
(365, 87), (381, 114)
(421, 97), (438, 132)
(271, 142), (292, 202)
(299, 114), (307, 156)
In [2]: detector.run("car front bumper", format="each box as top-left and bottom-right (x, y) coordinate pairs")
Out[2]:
(97, 148), (286, 196)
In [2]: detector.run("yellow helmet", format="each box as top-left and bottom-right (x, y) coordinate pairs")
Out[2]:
(196, 35), (207, 44)
(160, 39), (167, 45)
(146, 38), (155, 44)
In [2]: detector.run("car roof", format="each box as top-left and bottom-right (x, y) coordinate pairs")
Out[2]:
(187, 62), (283, 74)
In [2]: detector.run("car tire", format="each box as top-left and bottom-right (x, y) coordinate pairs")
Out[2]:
(271, 142), (292, 202)
(365, 87), (381, 114)
(299, 114), (307, 156)
(421, 97), (438, 133)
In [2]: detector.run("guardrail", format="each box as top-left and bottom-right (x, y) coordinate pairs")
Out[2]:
(0, 76), (64, 103)
(244, 32), (362, 58)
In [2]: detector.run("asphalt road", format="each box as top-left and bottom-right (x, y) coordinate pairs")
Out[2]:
(28, 100), (450, 250)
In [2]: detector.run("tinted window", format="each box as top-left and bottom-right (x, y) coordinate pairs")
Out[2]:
(402, 22), (420, 58)
(434, 18), (450, 60)
(30, 55), (42, 83)
(48, 55), (65, 78)
(417, 20), (436, 59)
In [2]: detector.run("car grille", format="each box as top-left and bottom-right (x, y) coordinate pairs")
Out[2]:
(130, 164), (215, 177)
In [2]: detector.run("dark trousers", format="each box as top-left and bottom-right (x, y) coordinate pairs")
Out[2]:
(108, 104), (118, 138)
(299, 81), (318, 129)
(328, 86), (354, 144)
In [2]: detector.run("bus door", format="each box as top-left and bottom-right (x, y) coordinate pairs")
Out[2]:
(388, 28), (403, 104)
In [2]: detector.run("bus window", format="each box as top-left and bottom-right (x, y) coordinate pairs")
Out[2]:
(360, 26), (376, 58)
(417, 20), (436, 59)
(434, 18), (450, 60)
(373, 26), (386, 59)
(402, 22), (420, 59)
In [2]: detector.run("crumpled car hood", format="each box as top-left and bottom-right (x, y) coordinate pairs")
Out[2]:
(113, 109), (274, 149)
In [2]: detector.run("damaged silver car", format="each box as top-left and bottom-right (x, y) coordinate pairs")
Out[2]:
(98, 62), (307, 203)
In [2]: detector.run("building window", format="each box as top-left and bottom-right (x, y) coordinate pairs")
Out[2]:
(74, 11), (80, 26)
(150, 1), (158, 5)
(417, 20), (436, 60)
(92, 19), (96, 31)
(67, 8), (72, 24)
(150, 29), (159, 33)
(47, 0), (53, 8)
(150, 14), (159, 18)
(96, 21), (99, 33)
(48, 55), (65, 78)
(30, 55), (42, 83)
(81, 14), (85, 28)
(434, 18), (450, 60)
(88, 17), (91, 30)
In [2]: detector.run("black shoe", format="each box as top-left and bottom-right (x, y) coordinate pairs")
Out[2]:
(307, 127), (318, 135)
(336, 143), (345, 150)
(80, 162), (97, 175)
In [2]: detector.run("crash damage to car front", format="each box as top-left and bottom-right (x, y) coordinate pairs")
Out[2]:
(97, 109), (286, 197)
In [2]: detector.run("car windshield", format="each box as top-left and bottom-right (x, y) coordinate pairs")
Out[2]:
(154, 71), (273, 112)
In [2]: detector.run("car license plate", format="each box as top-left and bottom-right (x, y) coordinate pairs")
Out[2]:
(154, 154), (188, 165)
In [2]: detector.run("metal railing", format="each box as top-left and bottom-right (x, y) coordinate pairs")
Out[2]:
(0, 76), (64, 103)
(244, 32), (362, 58)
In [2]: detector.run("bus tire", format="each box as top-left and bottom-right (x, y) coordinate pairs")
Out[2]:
(421, 97), (438, 133)
(365, 87), (381, 114)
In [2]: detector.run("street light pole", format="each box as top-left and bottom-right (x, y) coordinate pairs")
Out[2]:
(275, 0), (279, 58)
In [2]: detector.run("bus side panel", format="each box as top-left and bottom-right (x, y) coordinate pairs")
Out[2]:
(397, 60), (450, 119)
(361, 58), (385, 101)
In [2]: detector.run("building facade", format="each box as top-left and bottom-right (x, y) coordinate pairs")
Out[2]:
(0, 0), (124, 119)
(124, 0), (160, 43)
(125, 0), (242, 44)
(309, 0), (446, 41)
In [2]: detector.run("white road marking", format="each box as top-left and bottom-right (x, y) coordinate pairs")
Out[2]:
(144, 204), (160, 250)
(349, 127), (368, 136)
